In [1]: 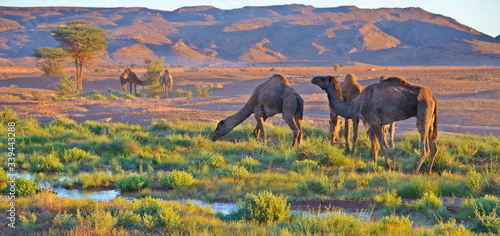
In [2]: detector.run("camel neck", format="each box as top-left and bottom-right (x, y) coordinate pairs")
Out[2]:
(225, 102), (253, 127)
(326, 87), (359, 119)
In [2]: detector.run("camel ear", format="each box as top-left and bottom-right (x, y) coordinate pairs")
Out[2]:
(329, 76), (336, 83)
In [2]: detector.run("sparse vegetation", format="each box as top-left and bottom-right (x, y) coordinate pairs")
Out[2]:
(174, 88), (193, 97)
(52, 74), (79, 99)
(196, 85), (212, 97)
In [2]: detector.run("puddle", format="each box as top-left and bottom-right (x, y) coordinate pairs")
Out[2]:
(52, 188), (121, 202)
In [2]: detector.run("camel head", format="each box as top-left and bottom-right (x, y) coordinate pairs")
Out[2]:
(212, 119), (232, 141)
(311, 75), (340, 91)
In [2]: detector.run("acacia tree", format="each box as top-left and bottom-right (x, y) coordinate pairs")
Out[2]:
(51, 20), (108, 90)
(32, 47), (69, 76)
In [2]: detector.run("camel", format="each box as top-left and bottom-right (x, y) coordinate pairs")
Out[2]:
(312, 75), (438, 174)
(330, 74), (395, 155)
(158, 69), (173, 97)
(212, 74), (304, 147)
(119, 68), (148, 96)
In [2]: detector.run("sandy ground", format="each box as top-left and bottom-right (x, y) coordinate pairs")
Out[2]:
(0, 66), (499, 136)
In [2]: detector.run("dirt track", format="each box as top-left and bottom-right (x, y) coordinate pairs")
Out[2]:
(0, 66), (499, 136)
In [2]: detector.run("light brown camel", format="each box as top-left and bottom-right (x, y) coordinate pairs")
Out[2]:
(119, 68), (148, 96)
(212, 74), (304, 147)
(158, 69), (173, 97)
(312, 76), (438, 174)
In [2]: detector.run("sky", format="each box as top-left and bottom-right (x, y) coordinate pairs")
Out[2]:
(2, 0), (499, 37)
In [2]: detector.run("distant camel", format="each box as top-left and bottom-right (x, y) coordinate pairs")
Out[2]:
(212, 74), (304, 147)
(312, 76), (438, 174)
(120, 68), (148, 95)
(158, 69), (173, 98)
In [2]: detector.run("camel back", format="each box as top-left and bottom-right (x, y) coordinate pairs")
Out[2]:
(269, 74), (290, 86)
(343, 74), (361, 87)
(380, 77), (417, 88)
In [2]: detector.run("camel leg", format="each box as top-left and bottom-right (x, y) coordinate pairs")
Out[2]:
(283, 115), (300, 147)
(389, 122), (395, 148)
(368, 128), (379, 163)
(134, 83), (138, 96)
(253, 116), (267, 140)
(329, 111), (341, 144)
(344, 118), (351, 154)
(129, 82), (133, 95)
(370, 125), (391, 170)
(122, 83), (127, 94)
(294, 115), (303, 145)
(414, 108), (434, 174)
(254, 111), (266, 143)
(350, 118), (360, 155)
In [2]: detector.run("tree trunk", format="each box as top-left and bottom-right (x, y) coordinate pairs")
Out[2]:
(74, 59), (80, 90)
(77, 60), (84, 91)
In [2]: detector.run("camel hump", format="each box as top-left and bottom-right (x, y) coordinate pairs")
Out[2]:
(380, 77), (415, 87)
(343, 74), (360, 86)
(269, 74), (290, 86)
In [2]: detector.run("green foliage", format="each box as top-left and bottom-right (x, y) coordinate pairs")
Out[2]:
(149, 119), (172, 131)
(3, 177), (38, 196)
(398, 177), (438, 199)
(143, 57), (164, 96)
(291, 159), (319, 174)
(240, 191), (290, 224)
(0, 167), (8, 190)
(296, 176), (331, 195)
(157, 207), (180, 229)
(434, 219), (473, 236)
(31, 90), (46, 101)
(52, 74), (79, 98)
(374, 189), (402, 207)
(216, 165), (250, 179)
(117, 210), (142, 229)
(29, 150), (64, 172)
(238, 156), (261, 171)
(32, 47), (69, 76)
(53, 212), (77, 229)
(196, 85), (212, 97)
(175, 88), (192, 97)
(380, 215), (413, 234)
(333, 63), (339, 71)
(471, 204), (500, 234)
(1, 108), (18, 124)
(160, 170), (195, 189)
(77, 172), (113, 188)
(115, 174), (151, 191)
(19, 213), (37, 232)
(88, 90), (107, 100)
(87, 207), (116, 233)
(458, 195), (500, 219)
(466, 169), (486, 197)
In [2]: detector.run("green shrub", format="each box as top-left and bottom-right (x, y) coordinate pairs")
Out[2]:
(471, 204), (500, 234)
(374, 189), (402, 207)
(466, 169), (486, 197)
(3, 177), (38, 196)
(175, 88), (192, 97)
(124, 93), (136, 99)
(296, 176), (331, 195)
(29, 151), (64, 172)
(458, 195), (500, 219)
(434, 219), (473, 236)
(143, 58), (164, 96)
(216, 165), (250, 179)
(238, 156), (261, 171)
(31, 90), (46, 101)
(77, 172), (114, 188)
(358, 161), (385, 172)
(0, 167), (8, 190)
(63, 147), (91, 163)
(53, 75), (79, 98)
(19, 213), (37, 232)
(117, 210), (142, 229)
(87, 208), (116, 233)
(240, 191), (290, 224)
(1, 108), (18, 124)
(149, 119), (172, 131)
(291, 159), (319, 174)
(53, 212), (77, 229)
(398, 177), (438, 199)
(115, 174), (151, 191)
(157, 207), (180, 229)
(160, 170), (195, 189)
(196, 85), (212, 97)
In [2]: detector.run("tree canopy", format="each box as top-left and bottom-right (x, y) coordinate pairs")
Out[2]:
(32, 47), (69, 76)
(51, 20), (108, 90)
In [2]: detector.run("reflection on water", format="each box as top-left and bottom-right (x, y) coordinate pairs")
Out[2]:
(52, 188), (121, 202)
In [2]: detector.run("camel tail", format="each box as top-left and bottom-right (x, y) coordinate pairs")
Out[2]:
(296, 96), (304, 120)
(431, 102), (438, 141)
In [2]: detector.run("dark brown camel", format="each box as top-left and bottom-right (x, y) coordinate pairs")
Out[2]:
(119, 68), (148, 96)
(212, 74), (304, 147)
(312, 76), (438, 174)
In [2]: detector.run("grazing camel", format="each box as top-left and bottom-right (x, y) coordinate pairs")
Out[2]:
(158, 69), (173, 97)
(312, 76), (438, 174)
(119, 68), (148, 96)
(212, 74), (304, 147)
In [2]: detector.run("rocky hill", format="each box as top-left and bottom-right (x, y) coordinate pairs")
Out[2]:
(0, 5), (499, 66)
